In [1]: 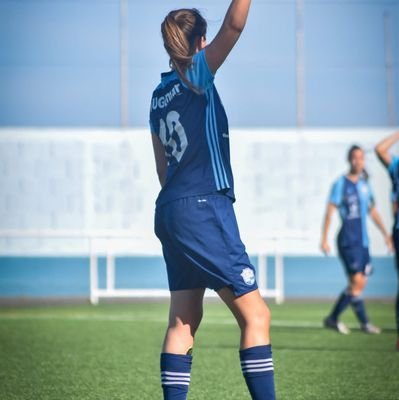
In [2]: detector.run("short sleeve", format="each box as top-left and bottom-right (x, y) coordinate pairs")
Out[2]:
(149, 99), (158, 135)
(329, 178), (343, 206)
(149, 118), (157, 135)
(388, 155), (399, 201)
(388, 155), (399, 176)
(185, 49), (214, 92)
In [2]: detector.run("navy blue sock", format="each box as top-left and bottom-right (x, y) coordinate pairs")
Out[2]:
(330, 290), (352, 321)
(350, 296), (369, 325)
(240, 345), (275, 400)
(160, 353), (192, 400)
(396, 291), (399, 334)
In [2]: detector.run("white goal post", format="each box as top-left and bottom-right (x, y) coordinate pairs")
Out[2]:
(88, 234), (287, 305)
(0, 229), (287, 305)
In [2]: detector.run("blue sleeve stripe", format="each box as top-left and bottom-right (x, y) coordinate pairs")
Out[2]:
(205, 92), (222, 190)
(205, 90), (230, 191)
(359, 181), (370, 247)
(208, 90), (230, 188)
(388, 155), (399, 175)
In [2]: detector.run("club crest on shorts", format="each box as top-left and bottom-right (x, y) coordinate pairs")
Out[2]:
(240, 268), (255, 286)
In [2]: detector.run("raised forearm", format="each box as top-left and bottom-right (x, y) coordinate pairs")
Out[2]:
(375, 131), (399, 166)
(224, 0), (252, 33)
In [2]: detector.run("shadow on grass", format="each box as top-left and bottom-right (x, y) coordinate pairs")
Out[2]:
(199, 342), (395, 353)
(198, 324), (397, 353)
(271, 325), (397, 333)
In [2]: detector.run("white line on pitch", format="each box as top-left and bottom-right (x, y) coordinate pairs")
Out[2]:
(0, 314), (395, 330)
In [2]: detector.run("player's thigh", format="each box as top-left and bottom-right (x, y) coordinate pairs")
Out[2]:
(217, 287), (270, 329)
(168, 288), (206, 330)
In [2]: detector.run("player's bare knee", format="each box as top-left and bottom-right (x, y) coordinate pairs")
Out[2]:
(258, 304), (271, 327)
(242, 305), (271, 333)
(260, 306), (271, 330)
(349, 285), (360, 296)
(350, 284), (364, 297)
(352, 276), (366, 294)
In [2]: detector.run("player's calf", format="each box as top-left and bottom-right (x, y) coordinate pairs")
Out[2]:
(240, 344), (276, 400)
(160, 352), (192, 400)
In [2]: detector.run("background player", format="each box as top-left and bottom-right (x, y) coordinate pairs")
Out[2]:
(150, 2), (276, 399)
(321, 145), (391, 334)
(375, 131), (399, 351)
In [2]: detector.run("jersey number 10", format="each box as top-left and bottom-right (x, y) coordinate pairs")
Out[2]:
(159, 111), (188, 164)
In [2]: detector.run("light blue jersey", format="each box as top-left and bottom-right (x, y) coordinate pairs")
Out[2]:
(329, 175), (375, 248)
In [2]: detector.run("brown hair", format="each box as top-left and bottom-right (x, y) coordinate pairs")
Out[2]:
(161, 8), (207, 93)
(347, 144), (369, 180)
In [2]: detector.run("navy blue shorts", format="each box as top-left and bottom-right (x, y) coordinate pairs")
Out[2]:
(338, 245), (372, 276)
(154, 193), (258, 297)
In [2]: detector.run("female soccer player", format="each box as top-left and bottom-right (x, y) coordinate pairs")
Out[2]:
(149, 2), (275, 399)
(375, 131), (399, 351)
(320, 145), (391, 335)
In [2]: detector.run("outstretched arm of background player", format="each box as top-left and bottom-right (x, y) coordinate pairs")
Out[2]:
(151, 134), (167, 187)
(205, 0), (252, 75)
(369, 206), (393, 252)
(320, 203), (336, 255)
(375, 131), (399, 168)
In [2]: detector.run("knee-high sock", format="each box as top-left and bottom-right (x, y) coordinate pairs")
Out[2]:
(350, 295), (369, 325)
(396, 289), (399, 335)
(330, 289), (352, 321)
(160, 353), (192, 400)
(240, 345), (275, 400)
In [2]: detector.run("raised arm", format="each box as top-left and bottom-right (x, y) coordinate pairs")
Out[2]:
(375, 130), (399, 168)
(205, 0), (252, 75)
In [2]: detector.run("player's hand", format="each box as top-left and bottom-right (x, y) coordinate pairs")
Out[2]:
(384, 234), (393, 253)
(320, 240), (331, 255)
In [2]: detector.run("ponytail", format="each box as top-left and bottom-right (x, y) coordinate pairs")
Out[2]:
(161, 9), (207, 94)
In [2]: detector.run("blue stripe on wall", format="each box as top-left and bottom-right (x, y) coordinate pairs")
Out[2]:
(0, 256), (396, 298)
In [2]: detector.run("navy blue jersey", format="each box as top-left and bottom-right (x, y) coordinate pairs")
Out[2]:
(388, 155), (399, 228)
(149, 49), (234, 206)
(329, 175), (375, 248)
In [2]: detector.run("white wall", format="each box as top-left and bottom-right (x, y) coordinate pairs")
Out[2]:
(0, 128), (397, 256)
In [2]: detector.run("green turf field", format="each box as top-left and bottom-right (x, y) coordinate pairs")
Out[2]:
(0, 301), (397, 399)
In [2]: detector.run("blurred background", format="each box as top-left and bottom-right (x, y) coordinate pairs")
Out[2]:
(0, 0), (398, 302)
